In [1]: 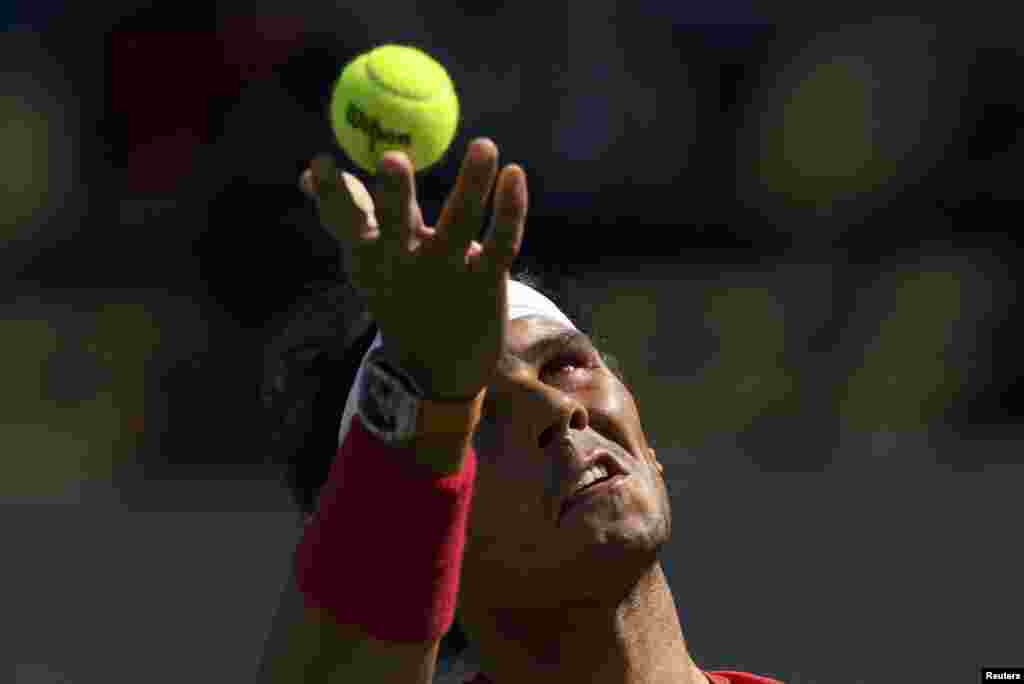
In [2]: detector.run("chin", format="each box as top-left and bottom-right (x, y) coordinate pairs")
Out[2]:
(569, 513), (667, 558)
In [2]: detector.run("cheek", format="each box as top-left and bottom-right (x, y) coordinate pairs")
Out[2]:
(471, 458), (538, 525)
(587, 375), (637, 416)
(467, 471), (552, 561)
(586, 384), (643, 442)
(468, 447), (554, 552)
(613, 382), (643, 422)
(479, 460), (541, 508)
(475, 421), (535, 480)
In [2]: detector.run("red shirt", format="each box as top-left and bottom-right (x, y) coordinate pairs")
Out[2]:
(464, 670), (783, 683)
(706, 672), (784, 684)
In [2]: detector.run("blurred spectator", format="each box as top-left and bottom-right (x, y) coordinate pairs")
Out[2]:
(0, 295), (158, 500)
(0, 30), (80, 281)
(736, 16), (965, 242)
(107, 12), (306, 197)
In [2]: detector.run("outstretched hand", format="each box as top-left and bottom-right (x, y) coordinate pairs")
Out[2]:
(299, 138), (528, 399)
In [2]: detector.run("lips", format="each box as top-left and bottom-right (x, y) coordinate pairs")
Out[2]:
(556, 448), (628, 525)
(559, 473), (627, 523)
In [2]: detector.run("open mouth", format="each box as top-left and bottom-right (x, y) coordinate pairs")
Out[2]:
(558, 473), (627, 524)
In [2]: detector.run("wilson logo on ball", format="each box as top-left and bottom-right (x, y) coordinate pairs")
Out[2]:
(346, 103), (412, 152)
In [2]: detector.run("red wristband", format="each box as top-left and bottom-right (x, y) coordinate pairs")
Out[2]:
(294, 414), (476, 643)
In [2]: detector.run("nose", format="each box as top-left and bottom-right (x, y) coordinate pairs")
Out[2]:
(488, 365), (590, 450)
(532, 386), (589, 450)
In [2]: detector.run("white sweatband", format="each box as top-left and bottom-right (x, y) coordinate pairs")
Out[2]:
(337, 277), (576, 445)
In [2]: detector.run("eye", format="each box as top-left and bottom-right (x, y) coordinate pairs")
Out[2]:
(542, 351), (599, 377)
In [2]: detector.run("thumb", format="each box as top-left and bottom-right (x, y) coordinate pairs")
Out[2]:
(310, 154), (375, 216)
(307, 154), (378, 246)
(310, 153), (339, 201)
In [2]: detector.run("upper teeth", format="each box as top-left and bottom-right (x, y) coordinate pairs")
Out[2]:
(574, 464), (610, 495)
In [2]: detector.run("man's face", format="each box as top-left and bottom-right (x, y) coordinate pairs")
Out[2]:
(461, 316), (672, 608)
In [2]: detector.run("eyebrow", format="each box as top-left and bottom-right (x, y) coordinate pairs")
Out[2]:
(503, 329), (598, 367)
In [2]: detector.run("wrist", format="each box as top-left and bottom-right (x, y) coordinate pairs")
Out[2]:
(410, 438), (472, 476)
(358, 347), (487, 457)
(378, 346), (484, 402)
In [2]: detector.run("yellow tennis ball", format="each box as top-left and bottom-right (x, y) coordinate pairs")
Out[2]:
(329, 44), (459, 174)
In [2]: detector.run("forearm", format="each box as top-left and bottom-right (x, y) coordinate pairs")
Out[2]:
(259, 580), (444, 684)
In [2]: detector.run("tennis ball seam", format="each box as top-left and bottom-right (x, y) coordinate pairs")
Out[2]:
(365, 60), (446, 102)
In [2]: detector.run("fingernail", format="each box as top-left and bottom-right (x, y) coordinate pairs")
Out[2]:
(473, 138), (495, 155)
(378, 152), (405, 177)
(506, 166), (523, 192)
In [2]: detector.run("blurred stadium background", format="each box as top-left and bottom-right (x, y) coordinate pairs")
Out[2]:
(2, 2), (1021, 682)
